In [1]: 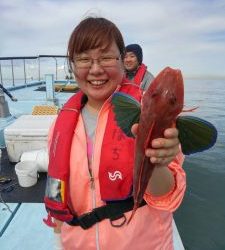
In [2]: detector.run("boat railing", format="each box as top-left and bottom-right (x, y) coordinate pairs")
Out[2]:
(0, 55), (74, 87)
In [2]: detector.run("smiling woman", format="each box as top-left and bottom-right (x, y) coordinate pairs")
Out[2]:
(43, 16), (186, 250)
(66, 17), (125, 110)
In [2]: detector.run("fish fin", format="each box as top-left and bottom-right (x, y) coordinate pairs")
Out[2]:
(176, 116), (217, 155)
(111, 92), (141, 137)
(182, 106), (199, 112)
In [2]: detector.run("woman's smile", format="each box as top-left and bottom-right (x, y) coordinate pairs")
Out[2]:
(88, 79), (108, 87)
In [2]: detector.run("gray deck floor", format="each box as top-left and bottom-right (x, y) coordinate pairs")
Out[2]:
(0, 203), (54, 250)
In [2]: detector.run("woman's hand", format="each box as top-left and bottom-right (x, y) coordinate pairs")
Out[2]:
(131, 124), (180, 167)
(131, 124), (180, 196)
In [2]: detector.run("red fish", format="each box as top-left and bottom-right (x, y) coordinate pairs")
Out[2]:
(131, 67), (184, 220)
(112, 66), (217, 222)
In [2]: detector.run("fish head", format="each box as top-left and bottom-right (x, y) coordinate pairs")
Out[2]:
(144, 67), (184, 117)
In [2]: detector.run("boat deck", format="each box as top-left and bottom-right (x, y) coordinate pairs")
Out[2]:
(0, 148), (46, 203)
(0, 149), (52, 250)
(0, 203), (54, 249)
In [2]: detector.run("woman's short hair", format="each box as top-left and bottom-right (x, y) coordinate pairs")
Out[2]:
(67, 17), (125, 70)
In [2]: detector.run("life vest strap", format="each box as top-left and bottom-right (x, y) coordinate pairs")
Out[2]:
(67, 197), (146, 229)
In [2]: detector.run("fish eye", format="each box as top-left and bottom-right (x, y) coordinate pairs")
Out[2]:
(170, 95), (177, 105)
(151, 92), (158, 98)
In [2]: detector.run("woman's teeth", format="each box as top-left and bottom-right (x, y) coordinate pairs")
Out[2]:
(89, 80), (106, 86)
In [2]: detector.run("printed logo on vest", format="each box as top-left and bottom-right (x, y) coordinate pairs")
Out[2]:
(108, 171), (122, 181)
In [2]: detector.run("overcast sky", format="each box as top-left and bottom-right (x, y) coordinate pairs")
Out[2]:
(0, 0), (225, 78)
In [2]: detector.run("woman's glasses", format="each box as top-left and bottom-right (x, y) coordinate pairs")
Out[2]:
(74, 55), (120, 69)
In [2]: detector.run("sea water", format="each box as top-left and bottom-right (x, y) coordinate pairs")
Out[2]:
(174, 79), (225, 250)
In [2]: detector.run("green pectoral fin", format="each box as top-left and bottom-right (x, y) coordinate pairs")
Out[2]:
(176, 115), (217, 155)
(111, 92), (141, 137)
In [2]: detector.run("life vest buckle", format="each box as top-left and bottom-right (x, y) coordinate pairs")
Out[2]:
(76, 209), (101, 229)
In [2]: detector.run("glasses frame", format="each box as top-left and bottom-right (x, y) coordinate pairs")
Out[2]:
(73, 55), (121, 69)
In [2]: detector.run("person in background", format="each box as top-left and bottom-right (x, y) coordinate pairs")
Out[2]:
(124, 43), (154, 90)
(0, 84), (17, 101)
(44, 17), (186, 250)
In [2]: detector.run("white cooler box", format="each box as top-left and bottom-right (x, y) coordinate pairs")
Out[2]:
(4, 115), (57, 162)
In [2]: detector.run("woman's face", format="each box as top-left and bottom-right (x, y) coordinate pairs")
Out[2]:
(73, 41), (124, 108)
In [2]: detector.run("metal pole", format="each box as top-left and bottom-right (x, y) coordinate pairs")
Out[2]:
(11, 59), (15, 86)
(54, 57), (58, 80)
(0, 88), (11, 118)
(45, 74), (55, 103)
(0, 61), (3, 84)
(23, 59), (27, 85)
(38, 57), (40, 81)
